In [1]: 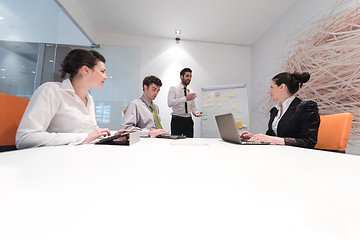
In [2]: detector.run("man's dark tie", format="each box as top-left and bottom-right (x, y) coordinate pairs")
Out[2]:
(184, 87), (188, 114)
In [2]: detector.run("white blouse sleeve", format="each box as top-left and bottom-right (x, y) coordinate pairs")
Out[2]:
(16, 84), (88, 149)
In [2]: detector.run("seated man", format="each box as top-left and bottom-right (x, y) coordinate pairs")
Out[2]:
(122, 75), (169, 137)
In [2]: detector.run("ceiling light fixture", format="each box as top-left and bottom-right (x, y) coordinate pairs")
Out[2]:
(175, 29), (181, 43)
(0, 17), (4, 21)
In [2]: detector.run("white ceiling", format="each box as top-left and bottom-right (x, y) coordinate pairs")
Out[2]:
(63, 0), (298, 45)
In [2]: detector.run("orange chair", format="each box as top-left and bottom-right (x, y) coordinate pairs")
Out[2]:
(315, 112), (353, 153)
(0, 93), (30, 151)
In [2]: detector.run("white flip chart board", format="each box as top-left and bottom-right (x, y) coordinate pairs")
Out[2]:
(200, 83), (249, 138)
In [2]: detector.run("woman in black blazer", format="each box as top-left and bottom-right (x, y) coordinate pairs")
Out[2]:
(240, 72), (320, 148)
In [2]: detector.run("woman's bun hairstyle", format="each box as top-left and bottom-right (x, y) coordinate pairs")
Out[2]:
(293, 72), (310, 85)
(60, 49), (105, 79)
(272, 71), (310, 95)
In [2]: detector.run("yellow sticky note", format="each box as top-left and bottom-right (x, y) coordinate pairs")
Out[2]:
(223, 96), (229, 101)
(216, 102), (222, 107)
(237, 121), (242, 129)
(229, 91), (235, 97)
(232, 101), (238, 110)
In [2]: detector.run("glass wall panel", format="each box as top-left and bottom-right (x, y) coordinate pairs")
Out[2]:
(0, 41), (38, 98)
(0, 0), (141, 130)
(92, 46), (141, 130)
(0, 0), (90, 45)
(0, 0), (91, 98)
(51, 45), (141, 130)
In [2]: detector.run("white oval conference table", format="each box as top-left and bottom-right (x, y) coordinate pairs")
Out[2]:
(0, 138), (360, 240)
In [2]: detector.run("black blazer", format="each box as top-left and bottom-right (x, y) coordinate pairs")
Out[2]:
(266, 97), (320, 149)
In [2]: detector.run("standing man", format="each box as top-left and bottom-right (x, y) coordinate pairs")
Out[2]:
(122, 75), (169, 137)
(168, 68), (202, 138)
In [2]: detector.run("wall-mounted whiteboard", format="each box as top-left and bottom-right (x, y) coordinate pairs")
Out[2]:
(201, 83), (249, 138)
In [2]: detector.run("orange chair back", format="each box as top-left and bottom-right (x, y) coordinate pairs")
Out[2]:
(0, 93), (30, 146)
(315, 112), (353, 153)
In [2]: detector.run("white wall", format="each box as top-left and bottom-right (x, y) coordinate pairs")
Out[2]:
(95, 33), (251, 137)
(251, 0), (359, 154)
(57, 0), (252, 138)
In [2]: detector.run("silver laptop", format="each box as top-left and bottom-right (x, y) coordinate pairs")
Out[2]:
(215, 113), (270, 145)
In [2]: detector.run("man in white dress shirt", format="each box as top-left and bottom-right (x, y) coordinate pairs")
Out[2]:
(167, 68), (202, 138)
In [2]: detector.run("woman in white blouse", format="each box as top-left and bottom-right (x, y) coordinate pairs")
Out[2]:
(16, 49), (124, 149)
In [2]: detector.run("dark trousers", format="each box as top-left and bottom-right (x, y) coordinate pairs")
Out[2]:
(171, 115), (194, 138)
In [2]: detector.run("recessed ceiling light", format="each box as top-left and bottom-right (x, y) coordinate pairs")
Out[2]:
(0, 17), (4, 21)
(175, 29), (181, 34)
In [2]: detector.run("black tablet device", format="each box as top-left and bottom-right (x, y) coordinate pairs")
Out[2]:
(95, 132), (131, 145)
(156, 133), (186, 139)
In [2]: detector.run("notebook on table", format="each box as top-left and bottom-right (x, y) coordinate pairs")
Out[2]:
(215, 113), (270, 145)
